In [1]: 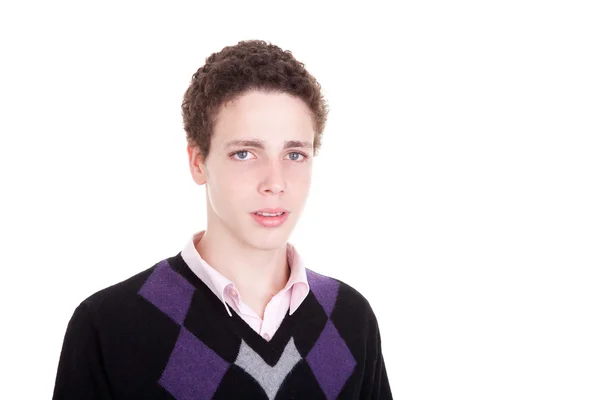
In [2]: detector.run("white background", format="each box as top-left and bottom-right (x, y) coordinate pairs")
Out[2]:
(1, 0), (599, 398)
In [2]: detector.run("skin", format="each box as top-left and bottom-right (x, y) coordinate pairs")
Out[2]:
(186, 90), (315, 318)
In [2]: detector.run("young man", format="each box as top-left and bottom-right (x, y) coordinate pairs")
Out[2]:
(53, 40), (393, 399)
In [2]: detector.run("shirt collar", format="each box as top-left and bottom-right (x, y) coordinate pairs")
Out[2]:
(181, 230), (310, 316)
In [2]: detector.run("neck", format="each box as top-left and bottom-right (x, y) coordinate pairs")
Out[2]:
(195, 228), (291, 301)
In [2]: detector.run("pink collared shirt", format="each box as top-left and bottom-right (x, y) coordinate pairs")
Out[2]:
(181, 230), (310, 341)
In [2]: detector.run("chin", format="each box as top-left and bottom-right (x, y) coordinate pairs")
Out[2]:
(248, 227), (293, 248)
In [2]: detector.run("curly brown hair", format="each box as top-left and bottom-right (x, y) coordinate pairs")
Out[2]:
(182, 40), (329, 161)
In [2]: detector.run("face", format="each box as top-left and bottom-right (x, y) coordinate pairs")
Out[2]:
(187, 90), (315, 250)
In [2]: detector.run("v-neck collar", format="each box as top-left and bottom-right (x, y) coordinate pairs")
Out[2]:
(169, 251), (309, 365)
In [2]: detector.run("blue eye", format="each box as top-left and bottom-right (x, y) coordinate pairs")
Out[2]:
(229, 150), (309, 162)
(287, 152), (307, 161)
(232, 150), (252, 161)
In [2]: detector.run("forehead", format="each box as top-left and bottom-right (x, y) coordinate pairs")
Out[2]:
(212, 91), (315, 144)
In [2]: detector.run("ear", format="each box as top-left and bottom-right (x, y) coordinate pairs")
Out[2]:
(187, 144), (207, 185)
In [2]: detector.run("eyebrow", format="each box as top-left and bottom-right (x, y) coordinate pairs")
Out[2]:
(224, 139), (313, 151)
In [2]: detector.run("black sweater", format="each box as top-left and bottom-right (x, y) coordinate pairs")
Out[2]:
(53, 252), (393, 399)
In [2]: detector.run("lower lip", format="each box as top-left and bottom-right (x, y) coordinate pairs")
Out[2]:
(251, 212), (289, 227)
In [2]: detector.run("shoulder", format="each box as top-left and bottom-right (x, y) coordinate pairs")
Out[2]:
(76, 257), (174, 323)
(305, 268), (379, 327)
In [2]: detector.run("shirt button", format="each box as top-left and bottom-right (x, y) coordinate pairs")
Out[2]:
(228, 287), (237, 297)
(262, 333), (270, 340)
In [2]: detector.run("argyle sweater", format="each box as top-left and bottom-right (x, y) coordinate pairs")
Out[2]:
(53, 252), (393, 399)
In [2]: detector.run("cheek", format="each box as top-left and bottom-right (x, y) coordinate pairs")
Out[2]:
(206, 172), (243, 206)
(216, 173), (255, 206)
(293, 171), (312, 188)
(215, 176), (249, 202)
(213, 164), (253, 186)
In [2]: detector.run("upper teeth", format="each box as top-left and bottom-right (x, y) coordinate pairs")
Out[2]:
(256, 212), (284, 216)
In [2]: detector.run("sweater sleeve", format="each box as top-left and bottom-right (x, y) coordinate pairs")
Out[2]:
(52, 301), (114, 400)
(361, 307), (394, 399)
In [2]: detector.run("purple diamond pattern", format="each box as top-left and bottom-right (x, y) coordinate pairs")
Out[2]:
(306, 269), (340, 317)
(138, 259), (195, 325)
(306, 320), (356, 399)
(159, 327), (230, 400)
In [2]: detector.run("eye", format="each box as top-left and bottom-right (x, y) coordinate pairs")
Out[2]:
(229, 150), (309, 162)
(231, 150), (255, 161)
(287, 152), (308, 162)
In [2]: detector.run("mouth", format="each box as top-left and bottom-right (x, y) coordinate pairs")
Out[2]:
(250, 210), (290, 227)
(252, 211), (286, 217)
(251, 208), (289, 217)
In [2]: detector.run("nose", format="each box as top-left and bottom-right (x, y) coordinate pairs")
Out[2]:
(259, 162), (285, 195)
